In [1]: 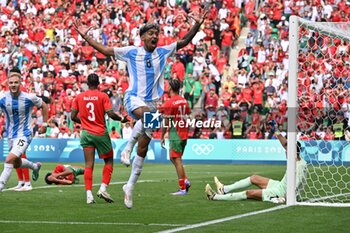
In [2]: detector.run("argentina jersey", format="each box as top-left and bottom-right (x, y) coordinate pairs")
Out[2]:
(114, 42), (177, 101)
(0, 92), (43, 140)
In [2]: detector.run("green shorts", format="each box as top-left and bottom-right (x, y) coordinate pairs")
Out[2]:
(169, 128), (187, 158)
(80, 130), (113, 158)
(64, 165), (84, 184)
(262, 179), (286, 202)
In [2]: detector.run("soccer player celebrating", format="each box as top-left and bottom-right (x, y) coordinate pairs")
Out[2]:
(161, 78), (191, 195)
(71, 74), (127, 204)
(205, 123), (308, 203)
(0, 68), (48, 192)
(45, 164), (84, 185)
(74, 9), (208, 208)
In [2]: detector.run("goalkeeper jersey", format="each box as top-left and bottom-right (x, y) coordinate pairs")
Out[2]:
(278, 158), (307, 195)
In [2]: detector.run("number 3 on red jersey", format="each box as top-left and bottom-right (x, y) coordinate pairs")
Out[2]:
(86, 102), (96, 121)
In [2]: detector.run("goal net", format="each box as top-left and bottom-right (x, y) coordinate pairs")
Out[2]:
(287, 16), (350, 207)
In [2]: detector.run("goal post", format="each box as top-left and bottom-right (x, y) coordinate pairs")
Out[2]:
(286, 15), (299, 206)
(287, 16), (350, 207)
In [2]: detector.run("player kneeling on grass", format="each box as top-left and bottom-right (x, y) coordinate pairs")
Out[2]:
(71, 73), (128, 204)
(161, 78), (191, 195)
(205, 121), (307, 203)
(45, 164), (84, 185)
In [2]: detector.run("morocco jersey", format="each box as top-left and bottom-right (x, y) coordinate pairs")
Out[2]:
(114, 42), (177, 102)
(54, 164), (75, 182)
(160, 94), (190, 140)
(71, 89), (113, 136)
(53, 164), (83, 184)
(0, 91), (43, 140)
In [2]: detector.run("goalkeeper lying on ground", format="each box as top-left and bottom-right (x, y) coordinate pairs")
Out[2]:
(45, 164), (84, 185)
(205, 121), (307, 203)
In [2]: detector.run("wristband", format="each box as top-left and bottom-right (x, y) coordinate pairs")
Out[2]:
(42, 123), (48, 127)
(274, 130), (281, 136)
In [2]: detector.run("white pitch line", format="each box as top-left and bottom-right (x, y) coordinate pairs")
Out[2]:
(0, 220), (185, 227)
(2, 180), (157, 192)
(157, 205), (288, 233)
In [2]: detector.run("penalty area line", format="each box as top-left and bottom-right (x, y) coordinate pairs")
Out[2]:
(0, 220), (185, 227)
(157, 205), (289, 233)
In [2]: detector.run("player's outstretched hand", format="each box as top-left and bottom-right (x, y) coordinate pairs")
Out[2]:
(117, 113), (130, 123)
(121, 115), (131, 123)
(73, 19), (93, 38)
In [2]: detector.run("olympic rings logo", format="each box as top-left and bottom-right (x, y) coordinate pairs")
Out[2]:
(191, 144), (214, 155)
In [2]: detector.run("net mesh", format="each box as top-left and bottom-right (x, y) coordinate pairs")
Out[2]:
(295, 19), (350, 205)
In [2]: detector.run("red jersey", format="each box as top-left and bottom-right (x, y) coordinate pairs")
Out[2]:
(72, 89), (113, 136)
(160, 94), (190, 140)
(53, 164), (74, 182)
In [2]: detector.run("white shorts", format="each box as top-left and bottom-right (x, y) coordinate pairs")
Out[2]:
(8, 137), (31, 157)
(124, 92), (159, 120)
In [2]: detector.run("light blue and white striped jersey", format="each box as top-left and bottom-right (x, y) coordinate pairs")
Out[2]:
(0, 91), (43, 140)
(114, 42), (177, 101)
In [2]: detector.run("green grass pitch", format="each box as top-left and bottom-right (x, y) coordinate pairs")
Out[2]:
(0, 163), (349, 233)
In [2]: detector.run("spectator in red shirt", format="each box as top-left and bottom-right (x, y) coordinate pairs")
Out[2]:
(220, 86), (232, 107)
(220, 27), (234, 58)
(245, 125), (261, 139)
(205, 87), (219, 119)
(110, 126), (121, 139)
(118, 70), (129, 92)
(324, 126), (335, 140)
(251, 107), (261, 127)
(252, 81), (264, 112)
(209, 39), (220, 64)
(171, 56), (185, 82)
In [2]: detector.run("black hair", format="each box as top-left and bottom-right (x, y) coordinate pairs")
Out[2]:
(169, 78), (181, 93)
(139, 23), (160, 37)
(44, 173), (53, 185)
(10, 67), (21, 74)
(9, 67), (22, 78)
(87, 73), (100, 87)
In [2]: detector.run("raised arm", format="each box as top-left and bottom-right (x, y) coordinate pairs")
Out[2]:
(41, 102), (49, 123)
(271, 120), (287, 150)
(275, 131), (287, 150)
(176, 10), (208, 50)
(73, 19), (114, 56)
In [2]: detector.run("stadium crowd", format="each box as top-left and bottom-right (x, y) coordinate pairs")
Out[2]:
(0, 0), (349, 140)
